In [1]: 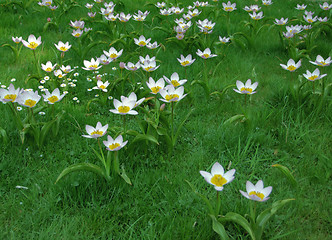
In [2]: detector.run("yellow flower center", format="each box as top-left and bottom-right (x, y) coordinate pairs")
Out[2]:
(210, 174), (227, 187)
(287, 65), (296, 71)
(110, 53), (118, 59)
(151, 86), (161, 94)
(45, 67), (52, 72)
(165, 94), (179, 102)
(90, 64), (98, 69)
(4, 94), (17, 101)
(307, 19), (313, 23)
(59, 46), (68, 51)
(171, 80), (180, 87)
(108, 143), (120, 150)
(28, 42), (38, 49)
(203, 54), (210, 58)
(181, 60), (190, 66)
(320, 61), (327, 66)
(118, 106), (130, 113)
(139, 41), (146, 46)
(100, 85), (106, 89)
(225, 7), (233, 11)
(90, 130), (103, 136)
(24, 99), (37, 107)
(308, 75), (318, 81)
(48, 95), (59, 103)
(74, 33), (81, 37)
(249, 191), (264, 200)
(240, 87), (253, 93)
(58, 74), (63, 78)
(144, 66), (153, 71)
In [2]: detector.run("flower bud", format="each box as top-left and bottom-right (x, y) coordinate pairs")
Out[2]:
(160, 103), (166, 111)
(119, 62), (125, 69)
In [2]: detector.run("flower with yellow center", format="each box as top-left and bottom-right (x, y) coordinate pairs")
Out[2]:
(223, 1), (236, 12)
(103, 135), (128, 151)
(82, 58), (102, 71)
(0, 84), (21, 103)
(110, 98), (138, 115)
(177, 54), (195, 67)
(163, 72), (187, 88)
(159, 85), (187, 103)
(234, 79), (258, 95)
(134, 35), (151, 47)
(41, 61), (57, 72)
(200, 162), (236, 191)
(22, 34), (42, 50)
(196, 48), (217, 59)
(54, 41), (72, 52)
(240, 180), (272, 202)
(82, 122), (108, 139)
(103, 47), (123, 60)
(309, 55), (332, 67)
(303, 68), (327, 82)
(42, 88), (66, 104)
(280, 59), (301, 72)
(17, 90), (41, 108)
(92, 80), (110, 92)
(146, 77), (165, 94)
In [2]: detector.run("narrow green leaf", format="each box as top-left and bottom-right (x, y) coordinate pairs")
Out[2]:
(0, 127), (9, 145)
(131, 133), (159, 146)
(55, 163), (107, 184)
(185, 180), (214, 215)
(39, 119), (57, 148)
(223, 114), (246, 125)
(210, 215), (230, 240)
(221, 212), (256, 240)
(272, 164), (297, 186)
(173, 108), (194, 145)
(119, 165), (132, 185)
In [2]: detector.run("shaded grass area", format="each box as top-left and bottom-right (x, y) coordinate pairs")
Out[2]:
(1, 0), (332, 239)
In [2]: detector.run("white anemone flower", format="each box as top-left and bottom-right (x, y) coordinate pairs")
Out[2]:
(41, 61), (57, 72)
(280, 59), (301, 72)
(54, 41), (71, 52)
(146, 77), (165, 94)
(309, 55), (332, 67)
(82, 58), (102, 71)
(233, 79), (258, 95)
(110, 98), (138, 115)
(134, 35), (151, 47)
(222, 1), (236, 12)
(163, 72), (187, 87)
(103, 135), (128, 151)
(42, 88), (66, 104)
(103, 47), (123, 60)
(22, 34), (42, 50)
(196, 48), (217, 59)
(240, 180), (272, 202)
(177, 54), (195, 67)
(82, 122), (108, 139)
(200, 162), (236, 191)
(159, 85), (187, 102)
(0, 84), (21, 103)
(303, 68), (327, 81)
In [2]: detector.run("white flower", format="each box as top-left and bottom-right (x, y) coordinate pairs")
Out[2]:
(92, 80), (110, 92)
(22, 34), (42, 50)
(163, 72), (187, 87)
(233, 79), (258, 95)
(159, 85), (187, 102)
(42, 88), (66, 104)
(103, 47), (123, 60)
(177, 54), (195, 67)
(17, 90), (41, 108)
(280, 59), (301, 72)
(303, 68), (327, 81)
(82, 122), (108, 139)
(54, 41), (71, 52)
(309, 55), (332, 67)
(134, 35), (151, 47)
(196, 48), (217, 59)
(146, 77), (165, 94)
(240, 180), (272, 201)
(103, 135), (128, 151)
(82, 58), (102, 71)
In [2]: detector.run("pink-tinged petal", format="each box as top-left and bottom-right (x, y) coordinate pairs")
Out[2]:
(211, 162), (224, 176)
(287, 59), (295, 66)
(115, 135), (123, 144)
(233, 89), (242, 94)
(245, 79), (252, 87)
(199, 170), (212, 181)
(170, 72), (179, 80)
(255, 180), (264, 191)
(236, 80), (244, 90)
(280, 64), (287, 70)
(223, 169), (236, 182)
(250, 195), (262, 201)
(82, 134), (93, 138)
(320, 74), (327, 79)
(128, 110), (138, 115)
(100, 124), (108, 133)
(113, 99), (121, 109)
(239, 190), (250, 199)
(122, 140), (128, 148)
(96, 122), (102, 129)
(312, 68), (320, 76)
(251, 82), (258, 91)
(246, 181), (255, 193)
(109, 109), (119, 114)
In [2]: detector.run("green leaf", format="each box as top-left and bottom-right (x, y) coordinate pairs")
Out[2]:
(119, 165), (132, 185)
(173, 108), (194, 146)
(221, 212), (255, 240)
(223, 114), (246, 125)
(130, 133), (159, 146)
(39, 118), (57, 148)
(191, 80), (210, 97)
(152, 26), (172, 34)
(185, 180), (214, 215)
(0, 127), (9, 145)
(272, 164), (297, 187)
(210, 215), (230, 240)
(210, 84), (235, 98)
(55, 163), (107, 184)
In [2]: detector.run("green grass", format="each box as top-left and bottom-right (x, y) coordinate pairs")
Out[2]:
(1, 0), (332, 239)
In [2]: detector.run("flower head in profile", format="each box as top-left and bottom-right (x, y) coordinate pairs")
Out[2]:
(141, 60), (160, 72)
(103, 135), (128, 151)
(42, 88), (66, 104)
(146, 77), (165, 94)
(121, 92), (145, 108)
(309, 55), (332, 67)
(147, 41), (159, 50)
(274, 18), (288, 26)
(222, 1), (236, 12)
(72, 29), (84, 38)
(92, 80), (110, 92)
(234, 79), (258, 95)
(98, 54), (113, 65)
(249, 11), (264, 20)
(163, 72), (187, 87)
(177, 54), (195, 67)
(303, 68), (327, 81)
(118, 12), (132, 22)
(17, 90), (41, 108)
(82, 58), (102, 71)
(82, 122), (108, 139)
(110, 97), (138, 115)
(22, 34), (42, 50)
(240, 180), (272, 202)
(124, 62), (140, 71)
(200, 162), (236, 191)
(0, 84), (21, 103)
(219, 36), (230, 44)
(196, 48), (217, 59)
(295, 4), (306, 10)
(320, 2), (332, 10)
(54, 41), (71, 52)
(159, 85), (187, 102)
(70, 20), (85, 29)
(262, 0), (273, 6)
(280, 59), (301, 72)
(12, 36), (22, 44)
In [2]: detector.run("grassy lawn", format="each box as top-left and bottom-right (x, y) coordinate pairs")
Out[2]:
(0, 0), (331, 239)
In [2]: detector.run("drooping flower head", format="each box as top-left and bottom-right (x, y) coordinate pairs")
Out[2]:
(240, 180), (272, 202)
(200, 162), (236, 191)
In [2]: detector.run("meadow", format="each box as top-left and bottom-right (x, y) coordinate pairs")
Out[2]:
(0, 0), (331, 239)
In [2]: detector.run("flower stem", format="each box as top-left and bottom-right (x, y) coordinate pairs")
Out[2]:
(171, 101), (174, 142)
